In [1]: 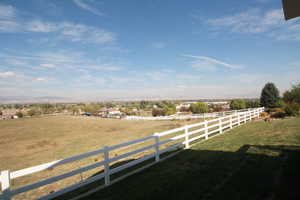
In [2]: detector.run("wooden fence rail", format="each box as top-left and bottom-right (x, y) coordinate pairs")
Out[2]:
(0, 107), (264, 200)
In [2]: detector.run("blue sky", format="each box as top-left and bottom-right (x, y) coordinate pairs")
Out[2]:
(0, 0), (299, 101)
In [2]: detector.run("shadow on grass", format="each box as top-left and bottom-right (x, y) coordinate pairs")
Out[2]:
(6, 145), (300, 200)
(81, 145), (300, 200)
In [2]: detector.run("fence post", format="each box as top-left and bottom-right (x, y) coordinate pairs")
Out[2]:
(103, 146), (110, 186)
(249, 110), (252, 121)
(154, 133), (160, 162)
(237, 113), (240, 125)
(184, 126), (189, 149)
(229, 115), (233, 129)
(0, 170), (11, 200)
(219, 118), (223, 134)
(204, 121), (208, 139)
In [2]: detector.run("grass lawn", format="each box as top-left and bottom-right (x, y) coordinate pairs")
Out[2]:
(74, 117), (300, 200)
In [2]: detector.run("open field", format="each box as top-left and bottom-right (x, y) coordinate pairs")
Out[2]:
(0, 116), (207, 171)
(0, 116), (208, 199)
(69, 117), (300, 200)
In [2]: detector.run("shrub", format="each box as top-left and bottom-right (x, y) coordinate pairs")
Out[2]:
(230, 99), (246, 110)
(284, 103), (300, 116)
(190, 102), (209, 114)
(152, 108), (165, 116)
(260, 112), (269, 118)
(16, 111), (23, 118)
(271, 111), (286, 118)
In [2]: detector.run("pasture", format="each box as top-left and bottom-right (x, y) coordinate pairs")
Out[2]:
(0, 116), (205, 199)
(0, 116), (206, 171)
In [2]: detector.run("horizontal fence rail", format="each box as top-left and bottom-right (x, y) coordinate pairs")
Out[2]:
(0, 107), (264, 200)
(124, 108), (253, 121)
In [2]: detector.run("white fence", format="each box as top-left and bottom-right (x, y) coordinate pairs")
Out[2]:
(124, 108), (253, 120)
(0, 107), (264, 200)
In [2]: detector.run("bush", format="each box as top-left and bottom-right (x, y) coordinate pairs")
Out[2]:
(271, 111), (286, 118)
(16, 111), (23, 118)
(190, 102), (209, 114)
(268, 107), (284, 113)
(260, 112), (269, 118)
(152, 108), (165, 116)
(284, 103), (300, 116)
(230, 99), (246, 110)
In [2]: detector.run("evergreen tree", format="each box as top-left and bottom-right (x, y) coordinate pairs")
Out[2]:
(260, 82), (280, 108)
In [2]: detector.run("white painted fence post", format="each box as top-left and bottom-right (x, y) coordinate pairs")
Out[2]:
(154, 133), (160, 162)
(204, 121), (208, 139)
(249, 111), (252, 121)
(103, 146), (110, 186)
(219, 118), (223, 134)
(184, 126), (189, 149)
(237, 113), (240, 125)
(229, 115), (233, 129)
(0, 170), (11, 200)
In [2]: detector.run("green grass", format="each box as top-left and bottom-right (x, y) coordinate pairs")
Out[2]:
(73, 117), (300, 200)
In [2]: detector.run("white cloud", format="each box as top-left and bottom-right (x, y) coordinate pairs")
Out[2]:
(26, 20), (56, 32)
(73, 0), (104, 16)
(0, 71), (16, 78)
(0, 5), (115, 44)
(58, 22), (115, 43)
(182, 54), (243, 70)
(35, 77), (47, 81)
(40, 63), (55, 68)
(91, 65), (122, 71)
(0, 4), (19, 32)
(206, 8), (300, 40)
(0, 4), (16, 19)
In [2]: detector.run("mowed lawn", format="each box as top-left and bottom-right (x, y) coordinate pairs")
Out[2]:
(0, 116), (198, 171)
(75, 117), (300, 200)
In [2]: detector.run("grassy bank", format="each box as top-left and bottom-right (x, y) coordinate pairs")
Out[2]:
(76, 117), (300, 200)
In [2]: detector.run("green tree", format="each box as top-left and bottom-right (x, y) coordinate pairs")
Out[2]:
(163, 104), (176, 115)
(190, 102), (209, 114)
(260, 82), (280, 108)
(230, 99), (246, 110)
(283, 83), (300, 104)
(245, 100), (260, 108)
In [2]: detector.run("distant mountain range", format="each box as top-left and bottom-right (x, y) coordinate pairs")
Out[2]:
(0, 96), (259, 104)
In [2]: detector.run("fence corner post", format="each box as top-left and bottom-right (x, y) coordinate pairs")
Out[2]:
(154, 133), (160, 162)
(184, 126), (190, 149)
(103, 146), (110, 186)
(0, 170), (11, 200)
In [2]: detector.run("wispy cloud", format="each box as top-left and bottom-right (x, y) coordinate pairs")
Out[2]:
(182, 54), (243, 70)
(0, 71), (16, 78)
(206, 8), (300, 40)
(0, 4), (16, 19)
(0, 5), (114, 44)
(73, 0), (104, 16)
(40, 63), (55, 68)
(91, 65), (122, 71)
